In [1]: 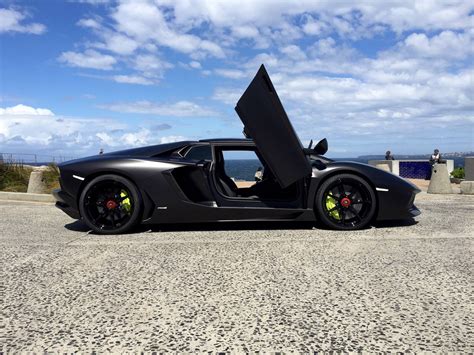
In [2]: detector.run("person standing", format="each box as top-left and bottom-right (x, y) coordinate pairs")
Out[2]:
(254, 166), (263, 182)
(429, 149), (445, 165)
(385, 150), (394, 160)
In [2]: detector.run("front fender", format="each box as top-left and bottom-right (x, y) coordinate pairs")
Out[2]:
(307, 161), (420, 221)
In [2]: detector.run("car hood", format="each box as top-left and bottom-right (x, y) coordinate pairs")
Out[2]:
(235, 64), (311, 188)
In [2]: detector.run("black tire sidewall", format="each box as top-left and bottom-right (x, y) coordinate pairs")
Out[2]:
(315, 173), (376, 230)
(79, 174), (142, 234)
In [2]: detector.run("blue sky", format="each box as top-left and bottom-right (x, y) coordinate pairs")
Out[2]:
(0, 0), (473, 159)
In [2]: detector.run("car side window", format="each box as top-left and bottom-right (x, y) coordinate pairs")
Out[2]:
(184, 145), (212, 161)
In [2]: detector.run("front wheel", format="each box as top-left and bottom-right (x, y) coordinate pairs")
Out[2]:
(79, 174), (142, 234)
(315, 174), (376, 230)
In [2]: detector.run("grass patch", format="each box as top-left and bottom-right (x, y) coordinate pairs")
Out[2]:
(0, 161), (33, 192)
(43, 163), (61, 192)
(0, 161), (60, 193)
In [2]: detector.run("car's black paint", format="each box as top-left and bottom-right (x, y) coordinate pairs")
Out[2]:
(235, 65), (311, 188)
(308, 161), (420, 220)
(54, 65), (420, 231)
(55, 138), (420, 229)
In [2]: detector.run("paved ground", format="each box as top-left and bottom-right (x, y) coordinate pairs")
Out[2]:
(1, 193), (473, 352)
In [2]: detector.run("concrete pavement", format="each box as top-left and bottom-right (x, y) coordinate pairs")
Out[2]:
(1, 194), (473, 352)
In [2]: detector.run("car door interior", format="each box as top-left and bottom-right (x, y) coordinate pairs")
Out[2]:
(211, 145), (302, 205)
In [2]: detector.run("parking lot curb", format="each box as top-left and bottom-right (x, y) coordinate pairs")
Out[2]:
(0, 191), (55, 203)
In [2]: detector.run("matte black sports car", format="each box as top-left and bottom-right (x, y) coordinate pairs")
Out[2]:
(54, 65), (420, 234)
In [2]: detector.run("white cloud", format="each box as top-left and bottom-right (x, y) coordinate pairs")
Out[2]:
(402, 31), (473, 60)
(122, 128), (151, 146)
(0, 105), (102, 147)
(279, 44), (307, 61)
(59, 0), (474, 90)
(212, 87), (241, 105)
(160, 135), (187, 144)
(112, 75), (154, 85)
(110, 1), (224, 57)
(209, 26), (474, 154)
(189, 61), (202, 69)
(164, 1), (474, 40)
(0, 8), (46, 34)
(231, 25), (259, 39)
(0, 104), (180, 156)
(103, 33), (139, 55)
(133, 54), (173, 76)
(59, 49), (117, 70)
(73, 0), (111, 4)
(301, 15), (328, 36)
(13, 1), (473, 155)
(0, 104), (54, 116)
(77, 17), (102, 29)
(214, 69), (247, 79)
(99, 100), (217, 117)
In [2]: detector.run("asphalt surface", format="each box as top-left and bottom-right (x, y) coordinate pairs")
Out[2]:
(1, 193), (473, 352)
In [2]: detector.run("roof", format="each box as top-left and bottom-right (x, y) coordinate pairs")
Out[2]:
(104, 140), (195, 157)
(198, 138), (254, 143)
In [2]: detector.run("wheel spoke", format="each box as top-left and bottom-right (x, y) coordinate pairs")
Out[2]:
(353, 199), (371, 205)
(337, 209), (344, 222)
(110, 214), (116, 228)
(349, 206), (361, 221)
(336, 181), (345, 197)
(346, 186), (357, 198)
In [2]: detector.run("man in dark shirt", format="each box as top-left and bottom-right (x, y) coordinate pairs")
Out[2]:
(429, 149), (445, 165)
(385, 150), (394, 160)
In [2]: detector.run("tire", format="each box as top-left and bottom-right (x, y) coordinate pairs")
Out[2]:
(315, 173), (376, 230)
(79, 174), (142, 234)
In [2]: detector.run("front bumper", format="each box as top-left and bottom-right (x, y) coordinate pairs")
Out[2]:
(376, 188), (421, 221)
(53, 189), (80, 219)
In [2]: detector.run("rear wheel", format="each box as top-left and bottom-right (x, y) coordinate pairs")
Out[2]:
(315, 174), (376, 230)
(79, 174), (142, 234)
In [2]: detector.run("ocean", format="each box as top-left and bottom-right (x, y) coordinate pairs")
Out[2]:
(226, 157), (466, 181)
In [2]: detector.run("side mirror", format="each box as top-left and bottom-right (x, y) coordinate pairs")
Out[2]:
(313, 138), (328, 155)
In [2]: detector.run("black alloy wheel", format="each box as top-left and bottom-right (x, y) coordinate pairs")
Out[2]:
(315, 174), (376, 230)
(79, 174), (142, 234)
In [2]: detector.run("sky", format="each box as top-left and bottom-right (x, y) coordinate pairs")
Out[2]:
(0, 0), (473, 159)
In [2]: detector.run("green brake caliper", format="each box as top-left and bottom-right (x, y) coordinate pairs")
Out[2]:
(120, 190), (132, 213)
(325, 193), (340, 220)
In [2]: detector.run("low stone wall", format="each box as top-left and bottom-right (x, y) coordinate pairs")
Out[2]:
(464, 157), (474, 181)
(369, 159), (454, 179)
(460, 181), (474, 194)
(368, 160), (398, 175)
(0, 191), (55, 203)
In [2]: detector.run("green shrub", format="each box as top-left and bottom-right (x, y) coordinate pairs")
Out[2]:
(451, 167), (465, 179)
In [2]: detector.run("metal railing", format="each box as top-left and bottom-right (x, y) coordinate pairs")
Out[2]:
(0, 152), (76, 165)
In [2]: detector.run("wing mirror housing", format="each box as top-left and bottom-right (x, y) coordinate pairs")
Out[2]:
(313, 138), (328, 155)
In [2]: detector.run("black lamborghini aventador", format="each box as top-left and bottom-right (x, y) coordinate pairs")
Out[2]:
(54, 65), (421, 234)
